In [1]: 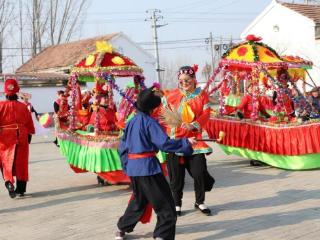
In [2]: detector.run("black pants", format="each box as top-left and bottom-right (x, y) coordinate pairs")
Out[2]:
(16, 180), (27, 193)
(167, 153), (215, 207)
(117, 173), (176, 240)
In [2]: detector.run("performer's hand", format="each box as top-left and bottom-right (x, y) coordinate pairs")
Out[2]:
(188, 137), (197, 145)
(181, 122), (195, 131)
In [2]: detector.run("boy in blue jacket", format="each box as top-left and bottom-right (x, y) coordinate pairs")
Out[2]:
(116, 87), (195, 240)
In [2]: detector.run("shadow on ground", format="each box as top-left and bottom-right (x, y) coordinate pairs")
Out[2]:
(0, 184), (131, 215)
(176, 188), (320, 239)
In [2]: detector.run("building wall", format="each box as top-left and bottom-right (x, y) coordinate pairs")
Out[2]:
(0, 85), (63, 114)
(241, 1), (320, 88)
(110, 34), (156, 87)
(22, 86), (65, 114)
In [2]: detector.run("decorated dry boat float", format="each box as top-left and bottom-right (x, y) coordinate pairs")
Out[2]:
(204, 35), (320, 170)
(55, 42), (167, 184)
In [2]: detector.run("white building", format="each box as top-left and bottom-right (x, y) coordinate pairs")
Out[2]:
(1, 32), (156, 113)
(241, 0), (320, 87)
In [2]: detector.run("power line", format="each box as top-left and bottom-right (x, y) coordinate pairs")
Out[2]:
(87, 11), (258, 15)
(138, 37), (241, 46)
(144, 45), (208, 50)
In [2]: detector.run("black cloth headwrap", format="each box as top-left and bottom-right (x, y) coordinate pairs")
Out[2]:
(136, 87), (161, 113)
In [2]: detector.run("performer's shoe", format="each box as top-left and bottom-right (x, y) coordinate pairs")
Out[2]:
(15, 189), (25, 197)
(115, 230), (125, 240)
(250, 160), (265, 166)
(53, 139), (60, 148)
(154, 238), (164, 240)
(175, 206), (182, 216)
(5, 181), (16, 199)
(195, 203), (211, 216)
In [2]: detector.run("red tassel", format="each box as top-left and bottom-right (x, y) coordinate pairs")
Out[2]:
(161, 162), (168, 176)
(140, 203), (153, 224)
(128, 194), (153, 224)
(179, 157), (185, 165)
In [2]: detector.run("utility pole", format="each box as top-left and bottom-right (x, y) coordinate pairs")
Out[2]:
(205, 32), (215, 74)
(146, 9), (167, 87)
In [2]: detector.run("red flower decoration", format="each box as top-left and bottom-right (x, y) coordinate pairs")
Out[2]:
(237, 47), (248, 56)
(192, 64), (199, 73)
(246, 34), (262, 42)
(265, 50), (274, 58)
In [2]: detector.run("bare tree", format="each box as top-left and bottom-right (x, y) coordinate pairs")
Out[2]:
(49, 0), (88, 45)
(160, 56), (191, 89)
(22, 0), (89, 56)
(19, 0), (24, 64)
(0, 0), (14, 73)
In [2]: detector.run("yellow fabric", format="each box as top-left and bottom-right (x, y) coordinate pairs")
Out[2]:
(225, 43), (282, 63)
(268, 68), (306, 81)
(226, 44), (254, 62)
(181, 102), (195, 123)
(256, 45), (282, 63)
(85, 54), (95, 66)
(111, 56), (125, 65)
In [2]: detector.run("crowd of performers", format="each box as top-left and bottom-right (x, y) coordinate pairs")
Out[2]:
(222, 68), (320, 122)
(53, 76), (147, 135)
(1, 64), (320, 240)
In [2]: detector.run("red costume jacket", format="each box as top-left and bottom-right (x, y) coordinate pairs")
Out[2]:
(237, 95), (269, 119)
(0, 100), (35, 183)
(162, 87), (212, 155)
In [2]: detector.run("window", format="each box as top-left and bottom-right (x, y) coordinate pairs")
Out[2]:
(316, 24), (320, 40)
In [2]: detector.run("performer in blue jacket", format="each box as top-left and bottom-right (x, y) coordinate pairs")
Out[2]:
(116, 87), (195, 240)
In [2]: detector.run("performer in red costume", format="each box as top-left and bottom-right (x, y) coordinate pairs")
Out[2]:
(89, 85), (118, 132)
(54, 90), (70, 126)
(236, 84), (270, 120)
(271, 68), (295, 121)
(0, 79), (35, 198)
(162, 65), (215, 216)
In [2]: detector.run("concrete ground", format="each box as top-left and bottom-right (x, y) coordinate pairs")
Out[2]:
(1, 132), (320, 240)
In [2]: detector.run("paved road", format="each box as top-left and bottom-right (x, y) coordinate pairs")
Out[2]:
(1, 132), (320, 240)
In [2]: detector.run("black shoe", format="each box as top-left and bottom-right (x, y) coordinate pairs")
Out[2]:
(195, 203), (211, 216)
(5, 181), (16, 199)
(250, 160), (265, 166)
(175, 206), (182, 216)
(53, 139), (60, 148)
(15, 189), (25, 197)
